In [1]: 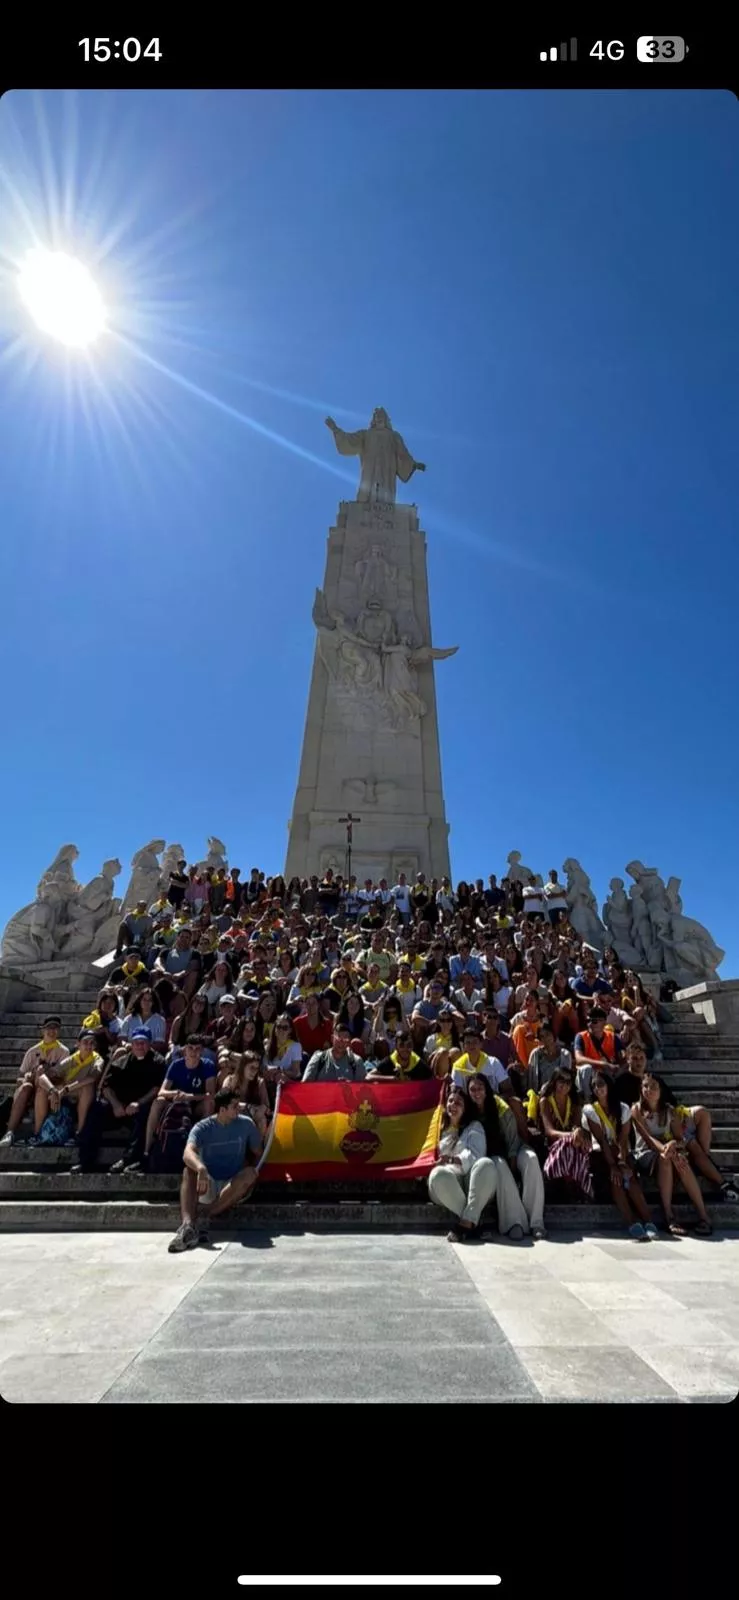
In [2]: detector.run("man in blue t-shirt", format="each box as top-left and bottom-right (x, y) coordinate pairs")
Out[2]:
(168, 1086), (263, 1252)
(138, 1036), (217, 1175)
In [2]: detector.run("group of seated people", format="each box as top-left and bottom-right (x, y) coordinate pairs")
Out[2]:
(2, 862), (735, 1253)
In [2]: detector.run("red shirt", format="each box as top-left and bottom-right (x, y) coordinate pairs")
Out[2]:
(293, 1015), (333, 1054)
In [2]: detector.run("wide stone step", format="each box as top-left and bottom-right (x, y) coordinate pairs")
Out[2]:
(661, 1071), (739, 1086)
(0, 1197), (736, 1233)
(663, 1040), (739, 1052)
(14, 1001), (102, 1015)
(3, 1157), (738, 1202)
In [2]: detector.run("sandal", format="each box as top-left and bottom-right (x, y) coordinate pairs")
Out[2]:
(692, 1219), (713, 1237)
(664, 1216), (686, 1237)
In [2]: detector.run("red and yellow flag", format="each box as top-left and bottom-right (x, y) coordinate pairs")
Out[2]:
(261, 1079), (444, 1180)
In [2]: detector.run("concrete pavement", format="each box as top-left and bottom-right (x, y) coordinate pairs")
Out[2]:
(2, 1229), (738, 1402)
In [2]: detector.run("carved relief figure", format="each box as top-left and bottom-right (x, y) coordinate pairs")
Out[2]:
(62, 859), (122, 959)
(325, 407), (426, 504)
(0, 844), (81, 967)
(506, 851), (535, 886)
(562, 858), (606, 951)
(355, 544), (398, 605)
(313, 590), (457, 727)
(602, 877), (647, 968)
(121, 840), (166, 915)
(199, 837), (228, 874)
(656, 912), (725, 984)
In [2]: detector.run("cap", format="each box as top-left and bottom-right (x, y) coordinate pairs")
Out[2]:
(218, 994), (237, 1007)
(42, 1015), (62, 1028)
(130, 1027), (152, 1041)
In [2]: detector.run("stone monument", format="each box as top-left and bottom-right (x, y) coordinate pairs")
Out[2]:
(285, 409), (458, 883)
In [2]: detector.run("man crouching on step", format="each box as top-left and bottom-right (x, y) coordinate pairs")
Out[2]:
(168, 1081), (262, 1252)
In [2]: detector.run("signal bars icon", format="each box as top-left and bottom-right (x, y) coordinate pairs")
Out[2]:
(540, 39), (578, 61)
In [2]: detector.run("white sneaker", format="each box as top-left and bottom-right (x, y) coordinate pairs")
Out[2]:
(0, 1131), (14, 1146)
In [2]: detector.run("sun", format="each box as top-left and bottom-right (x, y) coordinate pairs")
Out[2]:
(17, 248), (106, 347)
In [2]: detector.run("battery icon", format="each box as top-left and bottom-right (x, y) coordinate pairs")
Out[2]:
(637, 36), (687, 61)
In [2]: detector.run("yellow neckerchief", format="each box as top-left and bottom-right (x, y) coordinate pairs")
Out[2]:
(547, 1092), (572, 1129)
(129, 910), (147, 921)
(152, 898), (168, 913)
(396, 972), (416, 989)
(83, 1010), (101, 1029)
(38, 1037), (61, 1054)
(391, 1048), (421, 1078)
(121, 961), (145, 980)
(434, 1031), (453, 1048)
(361, 981), (384, 995)
(454, 1051), (485, 1077)
(593, 1101), (617, 1140)
(64, 1050), (96, 1083)
(495, 1095), (511, 1119)
(274, 1039), (293, 1061)
(675, 1104), (692, 1122)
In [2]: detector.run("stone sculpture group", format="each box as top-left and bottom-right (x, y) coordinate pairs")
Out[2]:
(503, 851), (724, 990)
(0, 838), (217, 968)
(0, 835), (726, 992)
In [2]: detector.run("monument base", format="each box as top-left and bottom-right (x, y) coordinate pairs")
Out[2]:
(0, 960), (100, 995)
(674, 978), (739, 1031)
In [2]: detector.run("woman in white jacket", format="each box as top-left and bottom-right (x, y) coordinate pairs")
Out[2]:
(428, 1085), (498, 1242)
(468, 1072), (547, 1240)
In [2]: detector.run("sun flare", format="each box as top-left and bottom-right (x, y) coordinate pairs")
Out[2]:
(17, 248), (106, 347)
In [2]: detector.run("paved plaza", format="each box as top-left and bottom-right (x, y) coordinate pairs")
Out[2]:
(1, 1228), (738, 1403)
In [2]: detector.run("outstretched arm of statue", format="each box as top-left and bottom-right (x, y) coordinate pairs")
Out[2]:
(410, 645), (459, 663)
(324, 417), (364, 457)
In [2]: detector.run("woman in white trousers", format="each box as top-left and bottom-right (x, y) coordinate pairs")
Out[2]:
(429, 1085), (512, 1242)
(468, 1072), (547, 1239)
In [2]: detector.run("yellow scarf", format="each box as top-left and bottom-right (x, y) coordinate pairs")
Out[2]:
(64, 1050), (96, 1083)
(121, 961), (145, 981)
(38, 1037), (61, 1054)
(547, 1092), (571, 1129)
(391, 1049), (421, 1078)
(82, 1011), (101, 1030)
(594, 1101), (617, 1140)
(454, 1052), (485, 1077)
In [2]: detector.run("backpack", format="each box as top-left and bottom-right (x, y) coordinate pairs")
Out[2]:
(37, 1102), (76, 1145)
(148, 1100), (193, 1174)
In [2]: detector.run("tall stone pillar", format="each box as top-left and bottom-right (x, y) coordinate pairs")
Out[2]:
(285, 487), (457, 886)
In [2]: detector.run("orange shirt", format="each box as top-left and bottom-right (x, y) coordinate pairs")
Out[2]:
(512, 1020), (540, 1067)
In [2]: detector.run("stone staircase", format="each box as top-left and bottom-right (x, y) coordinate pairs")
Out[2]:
(0, 985), (737, 1232)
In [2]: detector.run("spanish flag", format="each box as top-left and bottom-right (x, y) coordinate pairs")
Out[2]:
(260, 1079), (444, 1180)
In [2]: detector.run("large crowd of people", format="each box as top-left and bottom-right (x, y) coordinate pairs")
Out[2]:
(1, 860), (736, 1252)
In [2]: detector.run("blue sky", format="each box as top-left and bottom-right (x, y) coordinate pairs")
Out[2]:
(0, 89), (737, 972)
